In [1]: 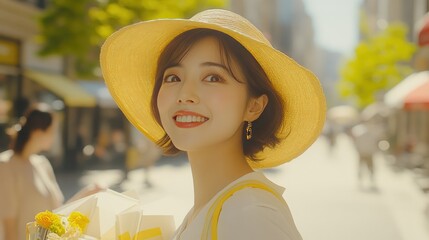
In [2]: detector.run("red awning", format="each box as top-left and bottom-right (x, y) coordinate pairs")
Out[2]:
(384, 71), (429, 108)
(404, 81), (429, 110)
(418, 13), (429, 46)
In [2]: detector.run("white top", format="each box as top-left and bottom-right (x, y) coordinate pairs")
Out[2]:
(0, 150), (64, 240)
(173, 171), (302, 240)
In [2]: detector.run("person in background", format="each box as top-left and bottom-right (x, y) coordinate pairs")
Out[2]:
(124, 125), (162, 187)
(349, 103), (387, 190)
(0, 105), (102, 240)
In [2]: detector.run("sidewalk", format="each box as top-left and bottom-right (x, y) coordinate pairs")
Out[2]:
(57, 134), (429, 240)
(266, 133), (429, 240)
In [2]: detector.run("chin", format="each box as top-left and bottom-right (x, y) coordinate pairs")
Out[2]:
(172, 143), (191, 152)
(171, 140), (202, 153)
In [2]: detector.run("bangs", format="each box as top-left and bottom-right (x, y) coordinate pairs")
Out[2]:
(217, 37), (245, 84)
(158, 28), (245, 84)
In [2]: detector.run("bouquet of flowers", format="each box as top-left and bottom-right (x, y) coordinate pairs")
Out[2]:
(26, 210), (93, 240)
(26, 189), (175, 240)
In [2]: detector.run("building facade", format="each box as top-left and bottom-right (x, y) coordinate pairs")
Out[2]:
(361, 0), (429, 168)
(229, 0), (343, 106)
(360, 0), (428, 41)
(0, 0), (102, 169)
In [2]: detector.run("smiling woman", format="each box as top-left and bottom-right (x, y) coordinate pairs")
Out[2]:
(101, 9), (326, 240)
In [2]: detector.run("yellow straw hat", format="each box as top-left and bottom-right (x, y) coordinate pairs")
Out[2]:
(100, 9), (326, 169)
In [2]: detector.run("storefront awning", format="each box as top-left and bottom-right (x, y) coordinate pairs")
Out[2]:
(25, 70), (97, 108)
(384, 71), (429, 109)
(404, 81), (429, 110)
(78, 81), (117, 108)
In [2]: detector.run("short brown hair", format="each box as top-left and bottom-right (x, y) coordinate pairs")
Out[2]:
(151, 28), (285, 162)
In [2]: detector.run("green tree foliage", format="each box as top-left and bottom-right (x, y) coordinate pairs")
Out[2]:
(38, 0), (95, 58)
(38, 0), (227, 78)
(90, 0), (226, 45)
(338, 23), (416, 108)
(38, 0), (97, 78)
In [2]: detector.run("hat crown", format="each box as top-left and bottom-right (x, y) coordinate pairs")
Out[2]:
(190, 9), (272, 46)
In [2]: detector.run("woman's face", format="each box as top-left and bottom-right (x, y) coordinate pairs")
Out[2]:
(157, 36), (253, 153)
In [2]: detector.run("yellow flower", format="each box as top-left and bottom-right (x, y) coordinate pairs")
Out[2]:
(49, 219), (65, 236)
(35, 211), (58, 229)
(68, 211), (90, 233)
(34, 210), (90, 238)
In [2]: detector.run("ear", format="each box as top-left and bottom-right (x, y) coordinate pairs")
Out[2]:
(245, 94), (268, 122)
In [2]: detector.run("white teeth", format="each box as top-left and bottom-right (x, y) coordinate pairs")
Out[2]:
(176, 115), (207, 123)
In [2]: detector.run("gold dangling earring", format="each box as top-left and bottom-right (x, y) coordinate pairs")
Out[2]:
(246, 121), (252, 140)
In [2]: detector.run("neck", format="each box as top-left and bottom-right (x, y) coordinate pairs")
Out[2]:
(188, 145), (253, 215)
(14, 141), (38, 161)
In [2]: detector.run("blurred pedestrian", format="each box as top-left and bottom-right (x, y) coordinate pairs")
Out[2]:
(323, 120), (338, 154)
(0, 106), (102, 240)
(124, 125), (162, 187)
(350, 123), (379, 189)
(349, 103), (387, 190)
(101, 9), (326, 239)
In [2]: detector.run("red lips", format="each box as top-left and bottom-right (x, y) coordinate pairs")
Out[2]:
(173, 110), (208, 128)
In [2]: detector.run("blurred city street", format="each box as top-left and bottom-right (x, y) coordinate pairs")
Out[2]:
(57, 134), (429, 240)
(2, 1), (429, 240)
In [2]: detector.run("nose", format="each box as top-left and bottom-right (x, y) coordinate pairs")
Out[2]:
(177, 80), (199, 104)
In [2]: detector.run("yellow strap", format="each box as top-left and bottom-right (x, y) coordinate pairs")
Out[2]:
(135, 227), (163, 240)
(118, 232), (132, 240)
(118, 227), (162, 240)
(201, 180), (285, 240)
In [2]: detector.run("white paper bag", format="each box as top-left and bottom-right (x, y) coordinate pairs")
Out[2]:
(52, 189), (175, 240)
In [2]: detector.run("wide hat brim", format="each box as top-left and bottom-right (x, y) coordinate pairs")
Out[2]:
(100, 9), (326, 169)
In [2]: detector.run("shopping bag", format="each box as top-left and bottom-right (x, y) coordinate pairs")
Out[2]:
(27, 189), (175, 240)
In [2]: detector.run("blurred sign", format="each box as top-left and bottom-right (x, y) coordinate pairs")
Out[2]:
(0, 37), (19, 66)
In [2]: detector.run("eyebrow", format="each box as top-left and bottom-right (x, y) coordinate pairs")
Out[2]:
(203, 61), (245, 83)
(166, 62), (228, 70)
(201, 62), (229, 71)
(165, 63), (181, 70)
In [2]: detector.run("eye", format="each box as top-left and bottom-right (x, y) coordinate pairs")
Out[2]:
(163, 74), (181, 83)
(204, 74), (223, 82)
